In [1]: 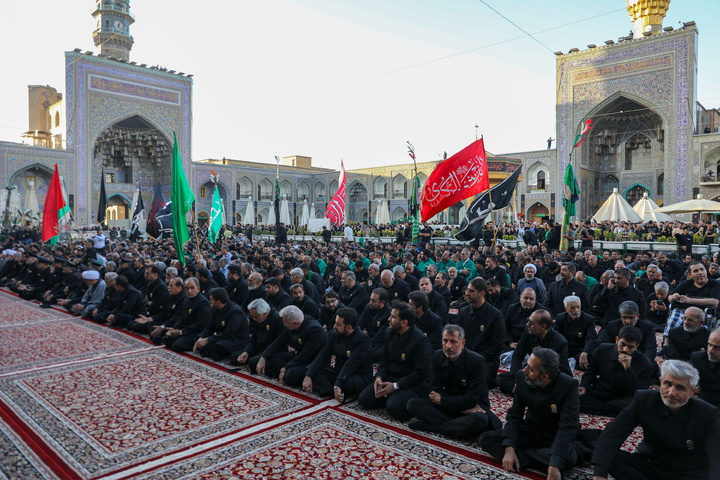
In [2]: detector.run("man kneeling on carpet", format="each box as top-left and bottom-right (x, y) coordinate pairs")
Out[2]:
(591, 359), (720, 480)
(479, 347), (581, 480)
(160, 277), (211, 352)
(192, 287), (249, 361)
(358, 301), (432, 420)
(302, 307), (373, 403)
(406, 324), (502, 439)
(253, 305), (326, 387)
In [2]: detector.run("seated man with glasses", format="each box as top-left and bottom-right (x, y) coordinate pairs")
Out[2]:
(596, 301), (658, 363)
(496, 309), (571, 395)
(666, 307), (710, 361)
(664, 261), (720, 338)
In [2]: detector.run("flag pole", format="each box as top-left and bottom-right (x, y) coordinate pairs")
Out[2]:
(559, 151), (571, 253)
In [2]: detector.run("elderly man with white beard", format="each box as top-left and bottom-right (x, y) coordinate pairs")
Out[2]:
(591, 360), (720, 480)
(516, 263), (547, 306)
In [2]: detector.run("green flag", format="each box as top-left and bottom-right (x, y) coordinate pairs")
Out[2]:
(562, 163), (579, 217)
(171, 132), (195, 265)
(410, 175), (421, 243)
(209, 185), (224, 243)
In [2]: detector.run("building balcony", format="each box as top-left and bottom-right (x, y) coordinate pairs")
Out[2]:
(93, 2), (135, 20)
(93, 28), (134, 42)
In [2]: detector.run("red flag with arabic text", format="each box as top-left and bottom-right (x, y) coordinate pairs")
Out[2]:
(420, 138), (490, 222)
(325, 160), (346, 225)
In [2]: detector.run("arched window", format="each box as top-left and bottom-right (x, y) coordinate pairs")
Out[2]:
(657, 174), (664, 195)
(259, 179), (273, 200)
(200, 186), (207, 199)
(314, 182), (325, 201)
(602, 175), (619, 195)
(297, 181), (309, 201)
(237, 177), (252, 199)
(55, 112), (60, 127)
(537, 171), (546, 190)
(625, 133), (651, 170)
(626, 185), (649, 204)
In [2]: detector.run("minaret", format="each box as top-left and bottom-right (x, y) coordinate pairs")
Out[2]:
(92, 0), (135, 60)
(627, 0), (671, 38)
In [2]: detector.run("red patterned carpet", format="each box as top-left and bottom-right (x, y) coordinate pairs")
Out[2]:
(0, 320), (149, 374)
(131, 410), (525, 480)
(0, 349), (312, 479)
(0, 288), (657, 480)
(0, 302), (61, 326)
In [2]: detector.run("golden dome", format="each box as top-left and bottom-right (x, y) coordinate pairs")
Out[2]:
(627, 0), (671, 38)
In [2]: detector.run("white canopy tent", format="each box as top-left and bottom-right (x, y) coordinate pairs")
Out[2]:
(267, 204), (276, 226)
(652, 194), (720, 214)
(593, 188), (644, 223)
(244, 197), (254, 225)
(280, 196), (291, 225)
(300, 199), (309, 227)
(633, 192), (672, 222)
(376, 200), (390, 225)
(24, 181), (40, 219)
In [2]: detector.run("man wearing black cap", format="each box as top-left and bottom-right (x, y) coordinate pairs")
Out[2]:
(118, 255), (136, 285)
(105, 275), (145, 329)
(41, 259), (80, 308)
(18, 255), (53, 300)
(193, 287), (249, 361)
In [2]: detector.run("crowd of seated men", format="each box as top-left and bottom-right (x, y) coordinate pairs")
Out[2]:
(1, 224), (719, 480)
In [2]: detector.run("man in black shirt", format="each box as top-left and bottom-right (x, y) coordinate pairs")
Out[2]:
(264, 277), (292, 312)
(597, 300), (658, 362)
(407, 324), (502, 438)
(579, 326), (653, 416)
(666, 306), (710, 361)
(235, 299), (285, 368)
(318, 291), (345, 331)
(408, 290), (443, 350)
(592, 267), (646, 326)
(303, 308), (372, 402)
(486, 278), (519, 316)
(497, 309), (571, 395)
(380, 269), (410, 303)
(553, 295), (597, 371)
(225, 264), (249, 306)
(455, 277), (504, 387)
(545, 263), (590, 318)
(321, 226), (332, 244)
(592, 360), (720, 480)
(161, 278), (211, 352)
(358, 288), (392, 362)
(193, 288), (249, 361)
(254, 305), (326, 386)
(504, 288), (544, 351)
(339, 270), (369, 311)
(690, 328), (720, 407)
(358, 301), (432, 420)
(480, 347), (581, 478)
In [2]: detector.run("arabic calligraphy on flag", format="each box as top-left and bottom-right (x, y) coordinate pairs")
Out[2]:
(325, 160), (346, 225)
(420, 138), (490, 222)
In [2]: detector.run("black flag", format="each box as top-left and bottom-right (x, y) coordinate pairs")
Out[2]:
(129, 185), (145, 242)
(97, 168), (108, 224)
(455, 166), (522, 242)
(153, 201), (175, 239)
(146, 184), (166, 239)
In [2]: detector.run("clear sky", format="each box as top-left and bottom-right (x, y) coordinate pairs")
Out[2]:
(0, 0), (717, 171)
